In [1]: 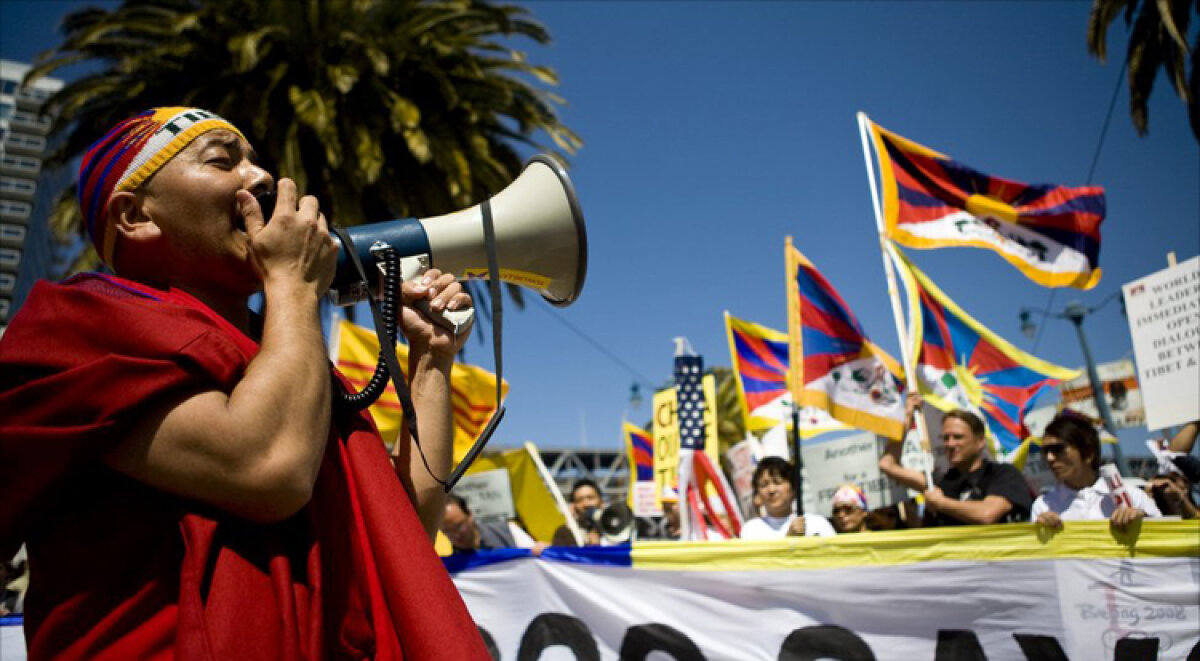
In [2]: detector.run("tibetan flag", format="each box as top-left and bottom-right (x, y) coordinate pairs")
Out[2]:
(334, 320), (508, 463)
(724, 311), (849, 437)
(867, 118), (1105, 289)
(624, 422), (661, 516)
(891, 247), (1081, 457)
(624, 422), (655, 482)
(785, 239), (907, 440)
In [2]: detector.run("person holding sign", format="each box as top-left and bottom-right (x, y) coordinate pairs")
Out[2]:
(1032, 413), (1160, 531)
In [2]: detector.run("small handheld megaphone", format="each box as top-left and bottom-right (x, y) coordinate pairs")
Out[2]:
(256, 155), (587, 327)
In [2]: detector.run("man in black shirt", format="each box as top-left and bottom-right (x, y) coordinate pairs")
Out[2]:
(880, 394), (1032, 526)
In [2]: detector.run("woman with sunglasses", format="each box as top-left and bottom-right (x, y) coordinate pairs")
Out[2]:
(1032, 413), (1160, 532)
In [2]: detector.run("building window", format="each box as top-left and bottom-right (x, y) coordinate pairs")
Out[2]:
(0, 200), (31, 218)
(0, 178), (35, 194)
(11, 111), (50, 127)
(0, 225), (26, 243)
(1, 79), (16, 95)
(1, 156), (39, 172)
(0, 248), (20, 269)
(0, 272), (14, 293)
(6, 134), (44, 151)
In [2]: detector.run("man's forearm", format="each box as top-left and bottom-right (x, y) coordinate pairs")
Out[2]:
(234, 284), (332, 481)
(879, 449), (928, 491)
(402, 349), (456, 538)
(931, 496), (1011, 525)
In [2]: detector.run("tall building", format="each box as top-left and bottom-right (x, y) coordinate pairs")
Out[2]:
(0, 59), (65, 334)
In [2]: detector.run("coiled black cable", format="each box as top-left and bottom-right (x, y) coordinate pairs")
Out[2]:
(335, 246), (399, 410)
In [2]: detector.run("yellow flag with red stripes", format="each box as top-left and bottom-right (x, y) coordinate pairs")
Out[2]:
(334, 320), (507, 462)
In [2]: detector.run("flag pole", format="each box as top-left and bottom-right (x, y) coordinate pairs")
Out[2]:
(524, 441), (585, 545)
(856, 112), (934, 489)
(784, 237), (806, 515)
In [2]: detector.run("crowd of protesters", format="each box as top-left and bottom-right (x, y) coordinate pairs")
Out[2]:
(426, 406), (1199, 559)
(5, 410), (1199, 608)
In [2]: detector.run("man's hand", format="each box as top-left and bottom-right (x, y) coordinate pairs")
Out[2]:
(1110, 505), (1144, 533)
(399, 269), (473, 360)
(240, 179), (338, 295)
(787, 516), (807, 537)
(905, 392), (924, 425)
(923, 486), (946, 513)
(1035, 511), (1063, 530)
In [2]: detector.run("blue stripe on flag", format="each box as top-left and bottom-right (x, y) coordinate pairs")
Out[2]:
(540, 544), (633, 566)
(443, 548), (533, 573)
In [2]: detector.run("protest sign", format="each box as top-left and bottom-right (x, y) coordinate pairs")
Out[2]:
(651, 375), (718, 507)
(800, 431), (903, 516)
(452, 468), (516, 525)
(1060, 359), (1145, 428)
(1122, 256), (1200, 430)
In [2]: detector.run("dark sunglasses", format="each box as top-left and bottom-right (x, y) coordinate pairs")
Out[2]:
(1042, 443), (1068, 455)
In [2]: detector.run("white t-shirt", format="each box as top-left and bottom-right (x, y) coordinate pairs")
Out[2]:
(1031, 477), (1162, 521)
(739, 513), (837, 540)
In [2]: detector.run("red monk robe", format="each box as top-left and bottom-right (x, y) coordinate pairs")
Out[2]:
(0, 273), (490, 660)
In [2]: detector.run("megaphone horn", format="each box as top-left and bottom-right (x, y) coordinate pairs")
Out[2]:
(324, 155), (587, 309)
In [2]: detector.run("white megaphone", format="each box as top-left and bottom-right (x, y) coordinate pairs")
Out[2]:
(331, 155), (586, 319)
(257, 154), (587, 326)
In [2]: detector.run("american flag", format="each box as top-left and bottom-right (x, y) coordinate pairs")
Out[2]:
(675, 353), (706, 451)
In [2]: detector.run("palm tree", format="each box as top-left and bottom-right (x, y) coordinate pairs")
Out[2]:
(709, 366), (747, 457)
(1087, 0), (1199, 141)
(27, 0), (581, 294)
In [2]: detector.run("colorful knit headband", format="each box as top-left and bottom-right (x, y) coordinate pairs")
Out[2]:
(831, 483), (868, 511)
(78, 107), (245, 266)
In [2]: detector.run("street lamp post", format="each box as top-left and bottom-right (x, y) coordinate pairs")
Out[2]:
(1062, 301), (1129, 475)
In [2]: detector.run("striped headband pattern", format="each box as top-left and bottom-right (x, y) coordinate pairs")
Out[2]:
(831, 483), (868, 511)
(78, 107), (245, 266)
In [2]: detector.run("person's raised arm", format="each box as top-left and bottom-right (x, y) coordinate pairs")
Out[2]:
(1168, 421), (1200, 454)
(391, 270), (473, 539)
(103, 181), (340, 523)
(879, 392), (930, 491)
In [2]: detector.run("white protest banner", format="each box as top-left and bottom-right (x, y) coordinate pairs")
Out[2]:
(452, 468), (516, 525)
(1060, 359), (1145, 429)
(1122, 256), (1200, 431)
(449, 522), (1198, 661)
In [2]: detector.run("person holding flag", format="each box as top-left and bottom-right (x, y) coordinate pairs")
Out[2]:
(740, 457), (836, 539)
(880, 394), (1033, 526)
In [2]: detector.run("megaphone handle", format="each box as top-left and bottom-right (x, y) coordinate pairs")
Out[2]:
(395, 254), (475, 336)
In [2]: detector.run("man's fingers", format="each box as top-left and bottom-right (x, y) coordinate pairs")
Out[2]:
(238, 190), (266, 236)
(275, 178), (297, 215)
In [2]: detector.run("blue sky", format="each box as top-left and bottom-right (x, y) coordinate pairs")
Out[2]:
(3, 1), (1197, 461)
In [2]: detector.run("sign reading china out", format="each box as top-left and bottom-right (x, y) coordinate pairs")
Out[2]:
(1122, 256), (1200, 431)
